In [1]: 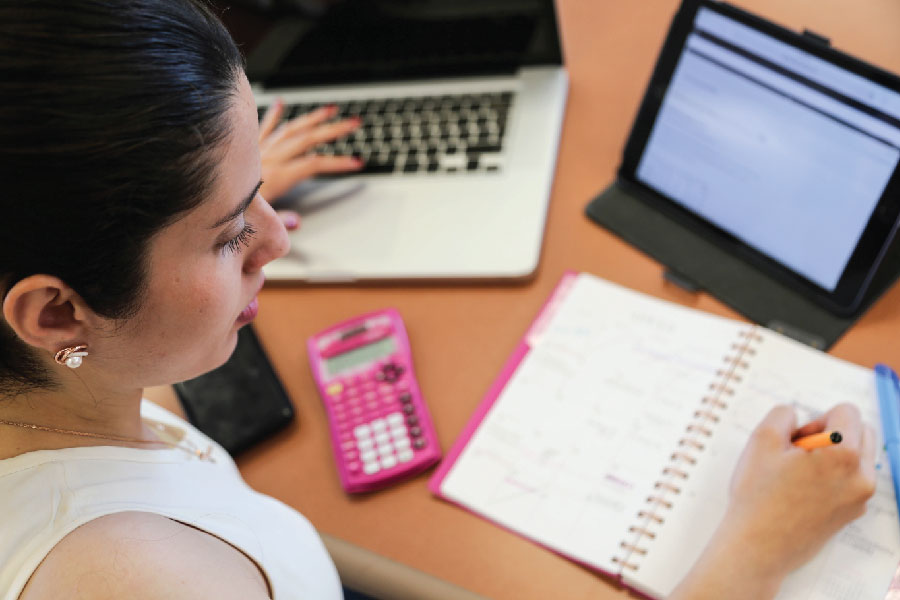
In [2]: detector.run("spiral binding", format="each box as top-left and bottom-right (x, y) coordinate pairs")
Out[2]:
(611, 327), (763, 573)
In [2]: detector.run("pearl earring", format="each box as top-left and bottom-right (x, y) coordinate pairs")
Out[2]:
(54, 345), (89, 369)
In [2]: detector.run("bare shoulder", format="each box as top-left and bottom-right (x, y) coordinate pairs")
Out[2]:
(20, 511), (270, 600)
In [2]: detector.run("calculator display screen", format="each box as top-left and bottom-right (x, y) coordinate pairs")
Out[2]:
(325, 337), (397, 376)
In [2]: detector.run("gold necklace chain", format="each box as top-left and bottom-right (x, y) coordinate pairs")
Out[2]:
(0, 418), (215, 462)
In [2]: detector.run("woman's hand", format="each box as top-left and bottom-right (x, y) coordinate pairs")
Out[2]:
(258, 100), (363, 230)
(670, 403), (876, 600)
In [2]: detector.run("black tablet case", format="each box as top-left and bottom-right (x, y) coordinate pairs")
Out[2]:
(586, 180), (900, 350)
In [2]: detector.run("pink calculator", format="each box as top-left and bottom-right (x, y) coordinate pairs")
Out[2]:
(307, 308), (442, 493)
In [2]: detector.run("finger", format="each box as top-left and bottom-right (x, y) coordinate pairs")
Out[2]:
(276, 210), (301, 231)
(754, 404), (798, 448)
(284, 154), (364, 182)
(258, 99), (285, 141)
(823, 403), (864, 450)
(301, 118), (362, 148)
(859, 424), (876, 483)
(272, 105), (339, 142)
(272, 118), (361, 160)
(792, 415), (828, 441)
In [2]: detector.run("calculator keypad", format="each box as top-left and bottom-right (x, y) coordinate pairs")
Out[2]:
(328, 360), (429, 478)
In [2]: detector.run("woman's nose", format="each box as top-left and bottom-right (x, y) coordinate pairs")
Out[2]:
(244, 197), (291, 273)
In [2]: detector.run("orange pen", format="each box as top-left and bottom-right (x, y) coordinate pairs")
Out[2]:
(793, 430), (842, 450)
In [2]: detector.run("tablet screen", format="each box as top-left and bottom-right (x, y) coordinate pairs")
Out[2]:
(634, 6), (900, 293)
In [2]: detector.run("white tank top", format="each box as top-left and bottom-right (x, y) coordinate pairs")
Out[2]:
(0, 400), (342, 600)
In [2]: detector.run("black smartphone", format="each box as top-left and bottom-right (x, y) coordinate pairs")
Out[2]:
(174, 324), (294, 456)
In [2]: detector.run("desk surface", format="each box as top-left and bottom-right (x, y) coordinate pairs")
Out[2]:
(236, 2), (900, 598)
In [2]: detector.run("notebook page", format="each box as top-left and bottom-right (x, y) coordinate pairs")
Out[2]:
(438, 273), (746, 574)
(630, 327), (900, 600)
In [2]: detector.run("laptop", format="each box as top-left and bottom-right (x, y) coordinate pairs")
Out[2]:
(217, 0), (568, 282)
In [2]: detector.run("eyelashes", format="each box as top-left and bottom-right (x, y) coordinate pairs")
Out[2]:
(222, 223), (257, 255)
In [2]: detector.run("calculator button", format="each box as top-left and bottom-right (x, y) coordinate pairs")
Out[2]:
(354, 424), (372, 438)
(409, 426), (422, 437)
(357, 437), (374, 451)
(397, 449), (414, 463)
(378, 384), (394, 395)
(390, 426), (407, 439)
(380, 363), (404, 383)
(350, 406), (364, 416)
(348, 461), (361, 473)
(399, 393), (413, 404)
(340, 440), (356, 451)
(363, 461), (380, 475)
(394, 436), (411, 450)
(364, 391), (378, 402)
(377, 444), (394, 456)
(402, 404), (415, 415)
(360, 449), (377, 462)
(387, 413), (404, 426)
(413, 438), (427, 450)
(345, 386), (359, 397)
(366, 401), (380, 411)
(396, 380), (410, 391)
(380, 455), (398, 469)
(343, 450), (357, 460)
(406, 415), (419, 426)
(374, 432), (390, 445)
(326, 382), (343, 396)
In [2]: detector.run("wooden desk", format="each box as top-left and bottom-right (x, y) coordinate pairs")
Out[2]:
(226, 1), (900, 598)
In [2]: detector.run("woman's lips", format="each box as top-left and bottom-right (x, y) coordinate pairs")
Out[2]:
(236, 296), (259, 324)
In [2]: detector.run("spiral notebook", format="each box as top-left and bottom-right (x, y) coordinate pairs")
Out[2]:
(429, 271), (900, 600)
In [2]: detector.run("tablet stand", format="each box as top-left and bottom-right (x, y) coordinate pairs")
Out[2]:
(586, 180), (900, 350)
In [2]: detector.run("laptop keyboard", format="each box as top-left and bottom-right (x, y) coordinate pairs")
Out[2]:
(260, 92), (515, 176)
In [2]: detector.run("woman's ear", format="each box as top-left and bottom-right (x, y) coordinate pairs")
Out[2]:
(1, 275), (93, 353)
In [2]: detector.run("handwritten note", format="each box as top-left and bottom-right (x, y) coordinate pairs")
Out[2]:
(437, 273), (900, 599)
(440, 274), (746, 573)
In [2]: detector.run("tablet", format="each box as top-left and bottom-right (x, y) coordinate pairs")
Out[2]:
(618, 0), (900, 315)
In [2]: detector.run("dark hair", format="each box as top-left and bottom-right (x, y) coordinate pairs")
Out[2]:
(0, 0), (245, 393)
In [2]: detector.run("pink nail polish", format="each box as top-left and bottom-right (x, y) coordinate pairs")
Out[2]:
(284, 214), (300, 229)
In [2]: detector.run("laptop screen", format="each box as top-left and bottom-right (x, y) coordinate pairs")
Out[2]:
(217, 0), (563, 87)
(634, 7), (900, 292)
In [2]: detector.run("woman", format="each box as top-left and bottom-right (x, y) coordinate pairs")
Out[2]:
(0, 1), (876, 599)
(0, 1), (341, 597)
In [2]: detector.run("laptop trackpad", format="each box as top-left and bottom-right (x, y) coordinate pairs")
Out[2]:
(287, 179), (366, 215)
(274, 179), (403, 270)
